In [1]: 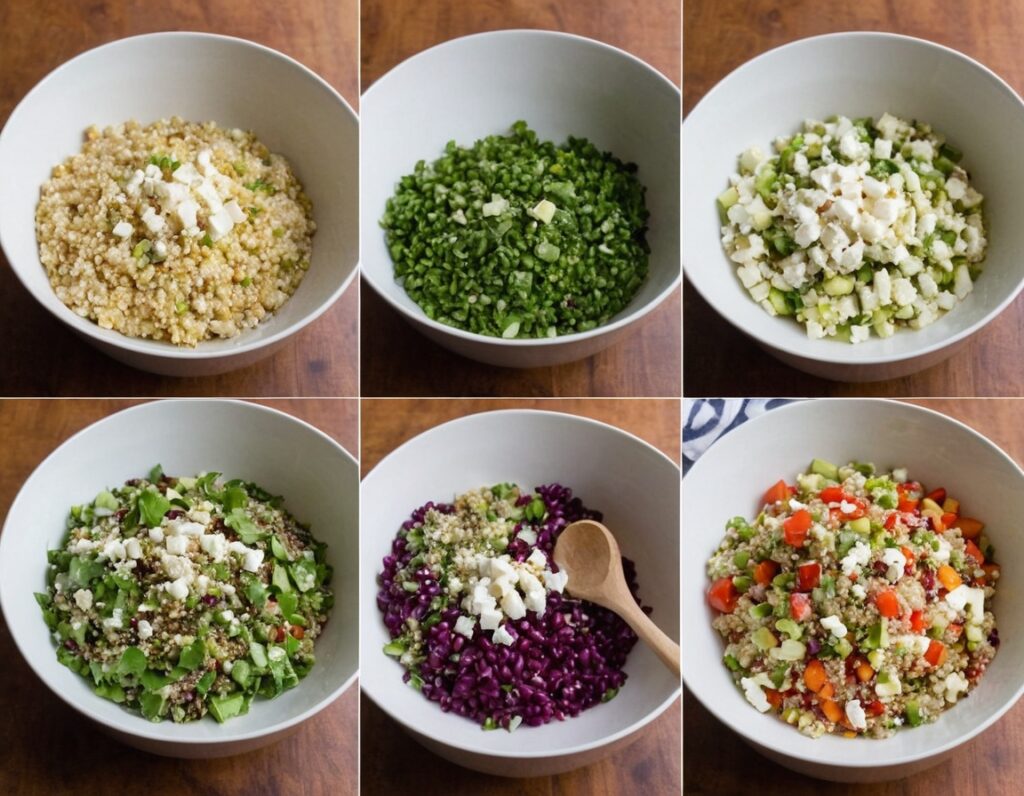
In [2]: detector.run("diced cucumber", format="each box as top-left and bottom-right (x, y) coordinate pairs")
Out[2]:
(768, 287), (792, 316)
(717, 187), (739, 223)
(849, 517), (871, 534)
(823, 275), (855, 296)
(752, 627), (778, 651)
(810, 458), (839, 480)
(906, 700), (923, 727)
(833, 637), (853, 658)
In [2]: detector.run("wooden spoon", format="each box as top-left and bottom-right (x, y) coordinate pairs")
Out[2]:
(553, 519), (680, 678)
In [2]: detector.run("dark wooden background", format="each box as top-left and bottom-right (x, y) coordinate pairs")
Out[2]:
(360, 398), (681, 795)
(0, 398), (359, 796)
(684, 398), (1024, 794)
(359, 0), (682, 398)
(0, 0), (359, 398)
(683, 0), (1024, 397)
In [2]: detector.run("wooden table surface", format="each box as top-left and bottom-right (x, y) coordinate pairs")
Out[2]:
(360, 398), (681, 795)
(0, 0), (359, 398)
(682, 0), (1024, 397)
(0, 399), (359, 796)
(684, 398), (1024, 795)
(359, 0), (681, 398)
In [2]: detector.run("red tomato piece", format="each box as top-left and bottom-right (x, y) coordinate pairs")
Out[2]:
(910, 609), (926, 633)
(707, 577), (739, 613)
(819, 486), (849, 504)
(753, 559), (780, 586)
(797, 562), (822, 591)
(783, 509), (812, 546)
(763, 479), (791, 506)
(790, 592), (812, 622)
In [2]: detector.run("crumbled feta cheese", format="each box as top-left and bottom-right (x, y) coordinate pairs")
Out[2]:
(846, 699), (867, 730)
(881, 547), (907, 581)
(165, 535), (189, 556)
(841, 541), (872, 577)
(73, 588), (93, 611)
(821, 614), (848, 639)
(492, 624), (515, 646)
(125, 538), (143, 559)
(242, 548), (264, 573)
(454, 615), (476, 638)
(167, 577), (190, 600)
(741, 673), (774, 713)
(137, 619), (153, 640)
(112, 220), (133, 238)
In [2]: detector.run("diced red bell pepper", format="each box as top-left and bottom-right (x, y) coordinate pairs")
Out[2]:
(898, 481), (923, 499)
(884, 513), (899, 530)
(783, 509), (812, 546)
(941, 512), (958, 528)
(897, 497), (920, 513)
(763, 479), (791, 506)
(765, 688), (784, 710)
(797, 561), (822, 591)
(924, 639), (948, 667)
(926, 487), (947, 504)
(753, 559), (779, 586)
(707, 577), (739, 613)
(875, 588), (901, 618)
(964, 539), (985, 566)
(910, 609), (926, 633)
(790, 592), (812, 622)
(866, 699), (886, 717)
(901, 546), (915, 574)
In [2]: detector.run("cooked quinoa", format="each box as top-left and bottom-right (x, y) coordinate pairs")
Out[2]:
(706, 459), (999, 739)
(36, 117), (315, 346)
(36, 466), (333, 723)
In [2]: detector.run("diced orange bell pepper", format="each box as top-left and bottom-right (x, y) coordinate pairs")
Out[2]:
(875, 589), (901, 618)
(954, 517), (985, 540)
(898, 497), (920, 513)
(924, 639), (948, 667)
(804, 659), (828, 693)
(937, 565), (962, 591)
(818, 681), (836, 700)
(941, 512), (958, 528)
(766, 688), (784, 710)
(856, 662), (875, 682)
(821, 699), (843, 723)
(753, 559), (779, 586)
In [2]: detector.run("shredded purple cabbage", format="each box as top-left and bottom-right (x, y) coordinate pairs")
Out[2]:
(377, 484), (648, 729)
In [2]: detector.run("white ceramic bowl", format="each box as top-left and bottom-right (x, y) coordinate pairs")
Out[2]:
(682, 32), (1024, 382)
(0, 32), (359, 377)
(360, 410), (680, 775)
(682, 399), (1024, 781)
(361, 30), (680, 368)
(0, 400), (359, 757)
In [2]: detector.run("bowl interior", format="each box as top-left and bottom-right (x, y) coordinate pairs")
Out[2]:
(360, 410), (680, 757)
(0, 32), (359, 358)
(361, 30), (680, 345)
(0, 400), (359, 743)
(682, 399), (1024, 768)
(682, 33), (1024, 365)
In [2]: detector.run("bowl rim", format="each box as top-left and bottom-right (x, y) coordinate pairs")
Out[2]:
(0, 398), (359, 745)
(360, 407), (682, 759)
(681, 397), (1024, 768)
(681, 30), (1024, 367)
(0, 30), (360, 362)
(361, 28), (681, 349)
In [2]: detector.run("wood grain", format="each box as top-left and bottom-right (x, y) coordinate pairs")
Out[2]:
(0, 399), (359, 796)
(684, 398), (1024, 794)
(359, 0), (681, 398)
(0, 0), (359, 398)
(360, 398), (681, 795)
(682, 0), (1024, 397)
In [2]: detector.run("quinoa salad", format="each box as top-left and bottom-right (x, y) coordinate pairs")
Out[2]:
(706, 459), (999, 738)
(381, 121), (649, 339)
(377, 483), (647, 730)
(36, 466), (333, 723)
(718, 113), (987, 342)
(36, 118), (315, 346)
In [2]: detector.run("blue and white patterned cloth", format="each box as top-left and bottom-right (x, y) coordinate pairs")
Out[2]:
(683, 399), (794, 474)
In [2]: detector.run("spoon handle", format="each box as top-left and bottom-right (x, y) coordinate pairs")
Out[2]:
(618, 598), (681, 679)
